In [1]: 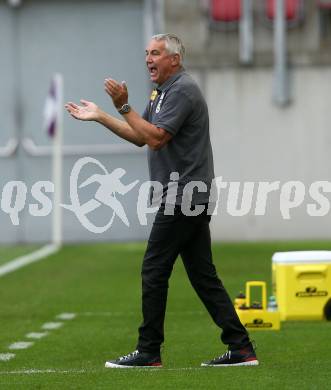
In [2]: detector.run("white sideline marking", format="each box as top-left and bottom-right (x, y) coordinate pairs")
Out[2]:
(81, 310), (204, 317)
(0, 367), (203, 374)
(0, 353), (15, 362)
(0, 312), (76, 364)
(0, 244), (60, 278)
(25, 332), (49, 340)
(8, 342), (34, 350)
(81, 311), (132, 317)
(56, 313), (76, 320)
(0, 369), (87, 375)
(42, 322), (63, 330)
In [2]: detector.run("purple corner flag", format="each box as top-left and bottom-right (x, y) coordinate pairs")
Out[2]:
(44, 77), (58, 137)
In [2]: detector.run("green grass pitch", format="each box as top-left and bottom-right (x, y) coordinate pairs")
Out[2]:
(0, 241), (330, 389)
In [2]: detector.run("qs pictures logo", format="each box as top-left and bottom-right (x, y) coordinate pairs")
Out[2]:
(245, 318), (273, 328)
(62, 157), (139, 234)
(296, 286), (328, 298)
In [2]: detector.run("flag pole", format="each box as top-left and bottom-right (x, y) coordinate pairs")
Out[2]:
(52, 73), (63, 247)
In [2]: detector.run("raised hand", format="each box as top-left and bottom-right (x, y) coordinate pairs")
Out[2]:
(65, 100), (100, 121)
(104, 78), (128, 109)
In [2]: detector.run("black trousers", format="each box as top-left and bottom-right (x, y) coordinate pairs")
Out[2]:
(136, 205), (250, 354)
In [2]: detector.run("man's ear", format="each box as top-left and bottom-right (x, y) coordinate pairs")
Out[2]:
(171, 53), (181, 67)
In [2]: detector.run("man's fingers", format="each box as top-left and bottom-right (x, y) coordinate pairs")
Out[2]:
(64, 105), (75, 114)
(105, 78), (120, 90)
(80, 99), (90, 106)
(65, 105), (76, 112)
(104, 84), (116, 97)
(66, 107), (85, 120)
(105, 83), (117, 92)
(69, 112), (78, 119)
(105, 78), (128, 97)
(66, 108), (79, 119)
(64, 102), (82, 118)
(121, 81), (128, 93)
(65, 102), (79, 109)
(104, 84), (112, 95)
(105, 77), (118, 85)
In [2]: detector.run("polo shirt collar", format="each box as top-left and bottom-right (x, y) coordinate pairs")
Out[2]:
(156, 68), (185, 93)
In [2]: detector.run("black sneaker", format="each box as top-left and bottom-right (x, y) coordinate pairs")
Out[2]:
(105, 350), (162, 368)
(201, 346), (259, 367)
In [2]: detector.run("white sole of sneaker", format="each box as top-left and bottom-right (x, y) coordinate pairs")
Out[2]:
(105, 362), (162, 369)
(201, 360), (259, 367)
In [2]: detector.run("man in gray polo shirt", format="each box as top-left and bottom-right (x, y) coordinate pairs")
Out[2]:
(144, 65), (214, 208)
(65, 33), (258, 368)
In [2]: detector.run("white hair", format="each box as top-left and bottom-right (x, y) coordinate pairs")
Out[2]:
(152, 33), (185, 63)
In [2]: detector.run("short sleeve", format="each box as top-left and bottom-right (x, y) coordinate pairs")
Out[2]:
(142, 105), (149, 120)
(154, 89), (192, 136)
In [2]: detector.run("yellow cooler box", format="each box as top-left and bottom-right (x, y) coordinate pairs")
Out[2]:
(272, 251), (331, 321)
(236, 281), (280, 330)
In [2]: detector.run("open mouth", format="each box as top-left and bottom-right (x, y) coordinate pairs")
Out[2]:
(149, 66), (157, 76)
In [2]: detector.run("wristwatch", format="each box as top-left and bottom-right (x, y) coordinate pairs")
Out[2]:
(118, 103), (131, 115)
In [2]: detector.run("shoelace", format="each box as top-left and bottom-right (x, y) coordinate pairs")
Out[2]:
(212, 342), (256, 362)
(119, 350), (139, 361)
(214, 350), (231, 361)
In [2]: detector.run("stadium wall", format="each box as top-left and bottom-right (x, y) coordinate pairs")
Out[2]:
(189, 67), (331, 241)
(0, 0), (151, 244)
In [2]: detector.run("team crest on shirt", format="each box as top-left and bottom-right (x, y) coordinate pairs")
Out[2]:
(155, 92), (165, 113)
(150, 90), (158, 101)
(149, 90), (158, 111)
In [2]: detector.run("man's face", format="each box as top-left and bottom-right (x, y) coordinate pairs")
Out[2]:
(145, 39), (180, 85)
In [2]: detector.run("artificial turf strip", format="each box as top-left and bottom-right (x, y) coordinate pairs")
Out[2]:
(0, 241), (330, 389)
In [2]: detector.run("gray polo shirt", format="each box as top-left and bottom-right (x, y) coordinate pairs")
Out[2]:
(142, 68), (215, 206)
